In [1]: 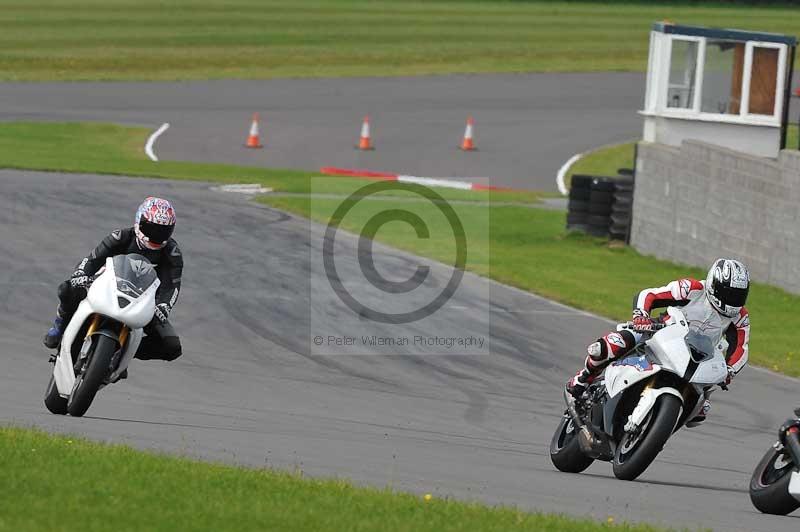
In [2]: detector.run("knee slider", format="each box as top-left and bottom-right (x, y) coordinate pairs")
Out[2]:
(57, 280), (72, 300)
(587, 340), (606, 362)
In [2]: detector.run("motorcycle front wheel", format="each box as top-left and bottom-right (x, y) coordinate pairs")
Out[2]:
(612, 394), (681, 481)
(550, 413), (594, 473)
(750, 446), (800, 515)
(67, 335), (116, 417)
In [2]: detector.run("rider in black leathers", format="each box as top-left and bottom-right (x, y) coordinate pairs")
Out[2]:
(43, 197), (183, 362)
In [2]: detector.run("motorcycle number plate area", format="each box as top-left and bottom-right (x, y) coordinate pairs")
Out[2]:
(605, 356), (660, 398)
(789, 471), (800, 499)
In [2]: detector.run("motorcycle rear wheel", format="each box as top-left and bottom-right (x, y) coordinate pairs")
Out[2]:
(612, 394), (681, 481)
(749, 447), (800, 515)
(550, 414), (594, 473)
(43, 374), (68, 415)
(67, 335), (116, 417)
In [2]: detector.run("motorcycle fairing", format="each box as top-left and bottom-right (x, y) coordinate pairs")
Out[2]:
(605, 354), (662, 398)
(789, 471), (800, 501)
(53, 256), (157, 396)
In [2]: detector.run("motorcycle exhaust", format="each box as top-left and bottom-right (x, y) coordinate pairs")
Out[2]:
(563, 389), (597, 454)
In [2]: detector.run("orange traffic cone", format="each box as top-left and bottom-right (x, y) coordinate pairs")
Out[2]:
(460, 116), (476, 151)
(245, 113), (263, 149)
(356, 115), (374, 150)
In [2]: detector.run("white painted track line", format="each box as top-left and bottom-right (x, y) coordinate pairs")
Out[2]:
(144, 122), (170, 162)
(555, 152), (582, 196)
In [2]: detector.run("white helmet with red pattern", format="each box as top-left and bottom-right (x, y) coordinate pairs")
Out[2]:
(134, 197), (176, 250)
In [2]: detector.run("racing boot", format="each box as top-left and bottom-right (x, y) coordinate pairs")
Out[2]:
(566, 353), (605, 399)
(43, 315), (65, 349)
(686, 399), (711, 428)
(566, 367), (596, 399)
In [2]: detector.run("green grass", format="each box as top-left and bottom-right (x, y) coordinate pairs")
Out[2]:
(566, 142), (636, 185)
(0, 426), (677, 532)
(788, 124), (800, 151)
(1, 120), (798, 376)
(1, 0), (799, 81)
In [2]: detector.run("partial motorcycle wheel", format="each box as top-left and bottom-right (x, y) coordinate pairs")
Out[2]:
(612, 394), (681, 481)
(43, 374), (68, 415)
(550, 413), (594, 473)
(749, 446), (800, 515)
(67, 335), (116, 417)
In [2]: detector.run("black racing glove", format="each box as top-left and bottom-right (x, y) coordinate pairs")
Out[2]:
(69, 275), (93, 288)
(154, 303), (171, 324)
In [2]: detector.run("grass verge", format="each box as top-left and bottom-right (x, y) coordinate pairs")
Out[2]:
(1, 121), (798, 375)
(0, 426), (677, 532)
(1, 0), (799, 81)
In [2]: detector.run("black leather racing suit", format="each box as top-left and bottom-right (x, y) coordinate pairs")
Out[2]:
(56, 227), (183, 361)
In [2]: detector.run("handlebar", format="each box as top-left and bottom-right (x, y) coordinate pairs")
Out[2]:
(622, 321), (667, 333)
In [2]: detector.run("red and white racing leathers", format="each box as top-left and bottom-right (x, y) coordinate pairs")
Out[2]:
(579, 278), (750, 381)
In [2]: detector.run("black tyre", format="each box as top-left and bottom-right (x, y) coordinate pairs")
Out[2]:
(571, 175), (593, 189)
(588, 214), (610, 226)
(610, 227), (629, 239)
(550, 414), (594, 473)
(613, 193), (633, 205)
(569, 188), (591, 201)
(589, 190), (614, 204)
(567, 212), (589, 225)
(590, 179), (616, 192)
(44, 374), (68, 415)
(612, 394), (682, 481)
(67, 335), (116, 417)
(589, 203), (613, 215)
(611, 213), (631, 225)
(568, 199), (590, 213)
(749, 447), (800, 515)
(611, 204), (632, 215)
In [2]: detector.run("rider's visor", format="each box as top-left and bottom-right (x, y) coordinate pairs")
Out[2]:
(139, 218), (174, 244)
(713, 284), (748, 308)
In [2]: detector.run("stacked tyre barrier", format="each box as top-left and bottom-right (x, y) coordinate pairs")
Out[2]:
(610, 174), (634, 242)
(566, 173), (634, 242)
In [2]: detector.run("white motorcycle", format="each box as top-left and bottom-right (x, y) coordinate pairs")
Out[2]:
(550, 307), (729, 481)
(749, 407), (800, 515)
(44, 253), (159, 417)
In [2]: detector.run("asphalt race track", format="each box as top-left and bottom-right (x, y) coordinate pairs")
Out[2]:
(0, 74), (648, 190)
(1, 169), (799, 531)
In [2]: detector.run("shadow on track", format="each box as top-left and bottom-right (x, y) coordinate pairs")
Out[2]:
(579, 472), (748, 494)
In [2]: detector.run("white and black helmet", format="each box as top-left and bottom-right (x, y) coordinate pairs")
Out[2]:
(705, 258), (750, 318)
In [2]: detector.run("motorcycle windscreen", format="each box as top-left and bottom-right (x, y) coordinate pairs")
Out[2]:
(113, 254), (158, 298)
(685, 331), (715, 361)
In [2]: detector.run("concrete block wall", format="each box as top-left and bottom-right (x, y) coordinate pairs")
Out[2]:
(631, 140), (800, 294)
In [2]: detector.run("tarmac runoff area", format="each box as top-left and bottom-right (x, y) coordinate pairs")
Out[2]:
(1, 169), (799, 531)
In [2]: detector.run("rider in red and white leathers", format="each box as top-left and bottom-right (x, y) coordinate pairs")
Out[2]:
(566, 258), (751, 425)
